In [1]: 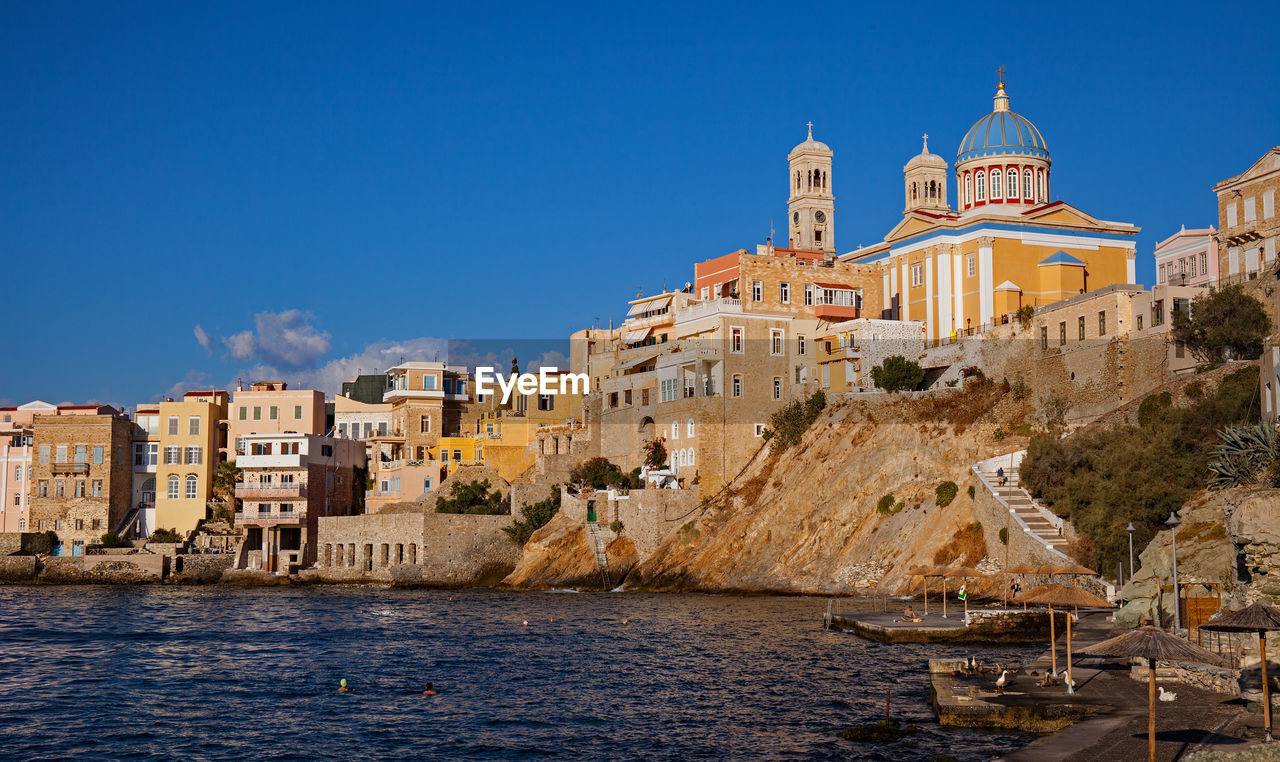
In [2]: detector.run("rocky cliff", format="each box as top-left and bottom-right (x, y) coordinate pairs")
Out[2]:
(507, 382), (1038, 594)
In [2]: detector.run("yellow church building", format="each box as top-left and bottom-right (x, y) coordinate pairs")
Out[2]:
(843, 75), (1139, 341)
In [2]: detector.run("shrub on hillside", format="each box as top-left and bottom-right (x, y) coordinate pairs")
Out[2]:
(935, 481), (958, 507)
(503, 486), (561, 545)
(569, 457), (633, 490)
(149, 528), (183, 544)
(1020, 366), (1260, 574)
(642, 438), (668, 469)
(764, 392), (827, 451)
(871, 356), (925, 392)
(99, 532), (125, 548)
(436, 479), (510, 515)
(1137, 392), (1172, 427)
(876, 494), (896, 515)
(1171, 284), (1273, 361)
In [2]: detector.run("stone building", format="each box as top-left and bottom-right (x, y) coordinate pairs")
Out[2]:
(842, 74), (1140, 342)
(233, 433), (366, 572)
(28, 410), (134, 555)
(1154, 226), (1218, 288)
(1213, 147), (1280, 280)
(814, 318), (926, 392)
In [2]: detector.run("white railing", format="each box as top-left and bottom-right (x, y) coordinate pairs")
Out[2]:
(676, 298), (742, 322)
(971, 455), (1072, 562)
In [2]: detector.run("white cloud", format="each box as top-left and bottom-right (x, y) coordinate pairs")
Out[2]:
(220, 310), (332, 368)
(154, 371), (212, 402)
(193, 325), (212, 353)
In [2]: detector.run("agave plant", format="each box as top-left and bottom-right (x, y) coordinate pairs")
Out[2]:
(1208, 422), (1280, 488)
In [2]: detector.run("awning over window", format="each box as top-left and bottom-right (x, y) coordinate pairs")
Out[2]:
(626, 295), (672, 315)
(624, 328), (651, 343)
(814, 282), (855, 290)
(615, 350), (660, 372)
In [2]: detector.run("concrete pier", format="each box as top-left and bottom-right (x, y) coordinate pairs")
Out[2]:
(826, 607), (1067, 645)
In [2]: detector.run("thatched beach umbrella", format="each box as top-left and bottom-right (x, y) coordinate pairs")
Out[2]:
(1005, 563), (1038, 609)
(946, 566), (985, 621)
(907, 565), (936, 615)
(1018, 584), (1111, 692)
(1082, 626), (1229, 762)
(1200, 602), (1280, 742)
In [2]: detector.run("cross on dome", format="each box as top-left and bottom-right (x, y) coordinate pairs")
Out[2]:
(806, 121), (813, 140)
(922, 133), (929, 153)
(997, 65), (1005, 89)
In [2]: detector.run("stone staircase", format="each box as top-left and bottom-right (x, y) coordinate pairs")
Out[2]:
(974, 453), (1071, 557)
(585, 521), (611, 588)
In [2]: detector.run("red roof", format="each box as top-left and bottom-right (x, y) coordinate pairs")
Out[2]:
(1023, 200), (1065, 215)
(814, 282), (856, 289)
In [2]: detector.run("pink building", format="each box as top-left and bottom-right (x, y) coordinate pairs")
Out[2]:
(1155, 226), (1218, 288)
(1, 401), (119, 533)
(227, 382), (327, 462)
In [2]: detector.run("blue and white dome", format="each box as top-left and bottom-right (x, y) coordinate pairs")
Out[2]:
(956, 84), (1049, 163)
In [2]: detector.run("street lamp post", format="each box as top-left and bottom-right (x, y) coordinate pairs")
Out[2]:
(1126, 522), (1136, 582)
(1166, 513), (1181, 631)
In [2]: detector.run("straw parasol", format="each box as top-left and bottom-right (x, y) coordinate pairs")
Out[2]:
(1006, 563), (1038, 609)
(1017, 583), (1112, 692)
(907, 565), (943, 615)
(946, 566), (985, 621)
(1082, 625), (1229, 762)
(1200, 602), (1280, 742)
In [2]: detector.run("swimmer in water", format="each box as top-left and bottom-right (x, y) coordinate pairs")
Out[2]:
(422, 682), (436, 696)
(522, 619), (529, 626)
(339, 678), (349, 692)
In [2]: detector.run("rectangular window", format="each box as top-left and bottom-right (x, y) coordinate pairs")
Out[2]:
(1152, 300), (1164, 327)
(92, 446), (103, 464)
(164, 446), (181, 465)
(660, 379), (679, 403)
(294, 405), (303, 420)
(770, 329), (784, 356)
(1058, 322), (1066, 346)
(804, 284), (814, 306)
(419, 415), (431, 433)
(730, 326), (744, 354)
(910, 263), (923, 287)
(453, 449), (462, 461)
(39, 446), (49, 464)
(239, 406), (247, 421)
(967, 255), (976, 278)
(1227, 202), (1237, 228)
(1137, 315), (1144, 331)
(321, 445), (333, 456)
(641, 389), (649, 406)
(773, 378), (782, 400)
(798, 335), (806, 355)
(1040, 326), (1048, 350)
(189, 416), (200, 436)
(92, 481), (102, 497)
(74, 481), (85, 498)
(751, 280), (762, 302)
(73, 445), (86, 464)
(378, 422), (388, 436)
(1098, 311), (1107, 336)
(167, 416), (179, 435)
(56, 445), (67, 463)
(1078, 316), (1086, 341)
(54, 480), (65, 497)
(779, 282), (790, 304)
(700, 286), (709, 299)
(269, 406), (278, 420)
(338, 423), (347, 438)
(732, 375), (742, 398)
(186, 446), (202, 465)
(38, 481), (48, 497)
(609, 392), (619, 408)
(422, 375), (437, 391)
(253, 406), (261, 421)
(1199, 252), (1207, 274)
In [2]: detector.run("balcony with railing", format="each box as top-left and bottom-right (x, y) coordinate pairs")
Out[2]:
(677, 297), (742, 322)
(234, 482), (309, 499)
(813, 303), (861, 321)
(50, 462), (90, 475)
(235, 506), (307, 524)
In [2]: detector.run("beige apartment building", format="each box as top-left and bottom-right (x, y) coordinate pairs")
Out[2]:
(154, 390), (229, 536)
(234, 432), (366, 572)
(28, 411), (133, 554)
(1215, 147), (1280, 280)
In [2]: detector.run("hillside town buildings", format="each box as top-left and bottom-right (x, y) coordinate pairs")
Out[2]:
(1155, 227), (1218, 288)
(1214, 147), (1279, 280)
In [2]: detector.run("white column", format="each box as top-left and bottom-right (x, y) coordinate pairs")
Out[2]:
(978, 241), (994, 328)
(1126, 249), (1137, 284)
(882, 272), (891, 317)
(924, 254), (935, 340)
(936, 249), (952, 338)
(952, 248), (964, 332)
(900, 260), (910, 321)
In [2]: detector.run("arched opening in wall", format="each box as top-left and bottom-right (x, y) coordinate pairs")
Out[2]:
(638, 416), (655, 438)
(395, 543), (404, 564)
(911, 183), (917, 201)
(1023, 169), (1033, 200)
(795, 170), (800, 190)
(1008, 169), (1018, 200)
(1038, 170), (1046, 202)
(362, 543), (373, 571)
(323, 544), (332, 567)
(379, 543), (389, 567)
(409, 543), (417, 564)
(975, 172), (986, 201)
(991, 167), (1002, 199)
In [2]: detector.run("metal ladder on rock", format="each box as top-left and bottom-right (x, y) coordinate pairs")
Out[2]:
(585, 521), (611, 589)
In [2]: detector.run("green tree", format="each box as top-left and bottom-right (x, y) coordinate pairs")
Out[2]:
(871, 356), (925, 392)
(150, 528), (184, 544)
(1171, 284), (1273, 361)
(212, 460), (242, 503)
(569, 457), (629, 490)
(764, 391), (827, 450)
(435, 479), (511, 515)
(642, 438), (668, 469)
(99, 531), (126, 548)
(503, 486), (562, 545)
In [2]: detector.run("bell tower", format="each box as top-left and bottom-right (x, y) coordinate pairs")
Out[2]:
(903, 133), (950, 214)
(787, 123), (835, 253)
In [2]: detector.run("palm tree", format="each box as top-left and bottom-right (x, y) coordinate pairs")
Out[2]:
(212, 460), (242, 505)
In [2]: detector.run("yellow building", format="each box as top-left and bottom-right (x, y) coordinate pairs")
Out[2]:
(155, 390), (228, 535)
(473, 370), (585, 482)
(844, 75), (1139, 342)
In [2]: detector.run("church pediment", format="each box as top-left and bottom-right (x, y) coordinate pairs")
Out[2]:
(1218, 147), (1280, 188)
(886, 213), (947, 241)
(1023, 201), (1105, 226)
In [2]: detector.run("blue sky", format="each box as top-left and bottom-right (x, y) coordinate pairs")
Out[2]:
(3, 1), (1277, 406)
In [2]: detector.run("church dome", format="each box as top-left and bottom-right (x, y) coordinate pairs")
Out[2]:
(789, 122), (832, 158)
(905, 134), (947, 170)
(956, 82), (1048, 163)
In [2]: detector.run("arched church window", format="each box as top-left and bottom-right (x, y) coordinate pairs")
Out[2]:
(975, 171), (986, 201)
(796, 171), (800, 190)
(991, 168), (1002, 199)
(1023, 169), (1033, 199)
(964, 174), (972, 206)
(930, 180), (937, 199)
(1008, 169), (1018, 200)
(911, 183), (917, 201)
(1037, 170), (1046, 202)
